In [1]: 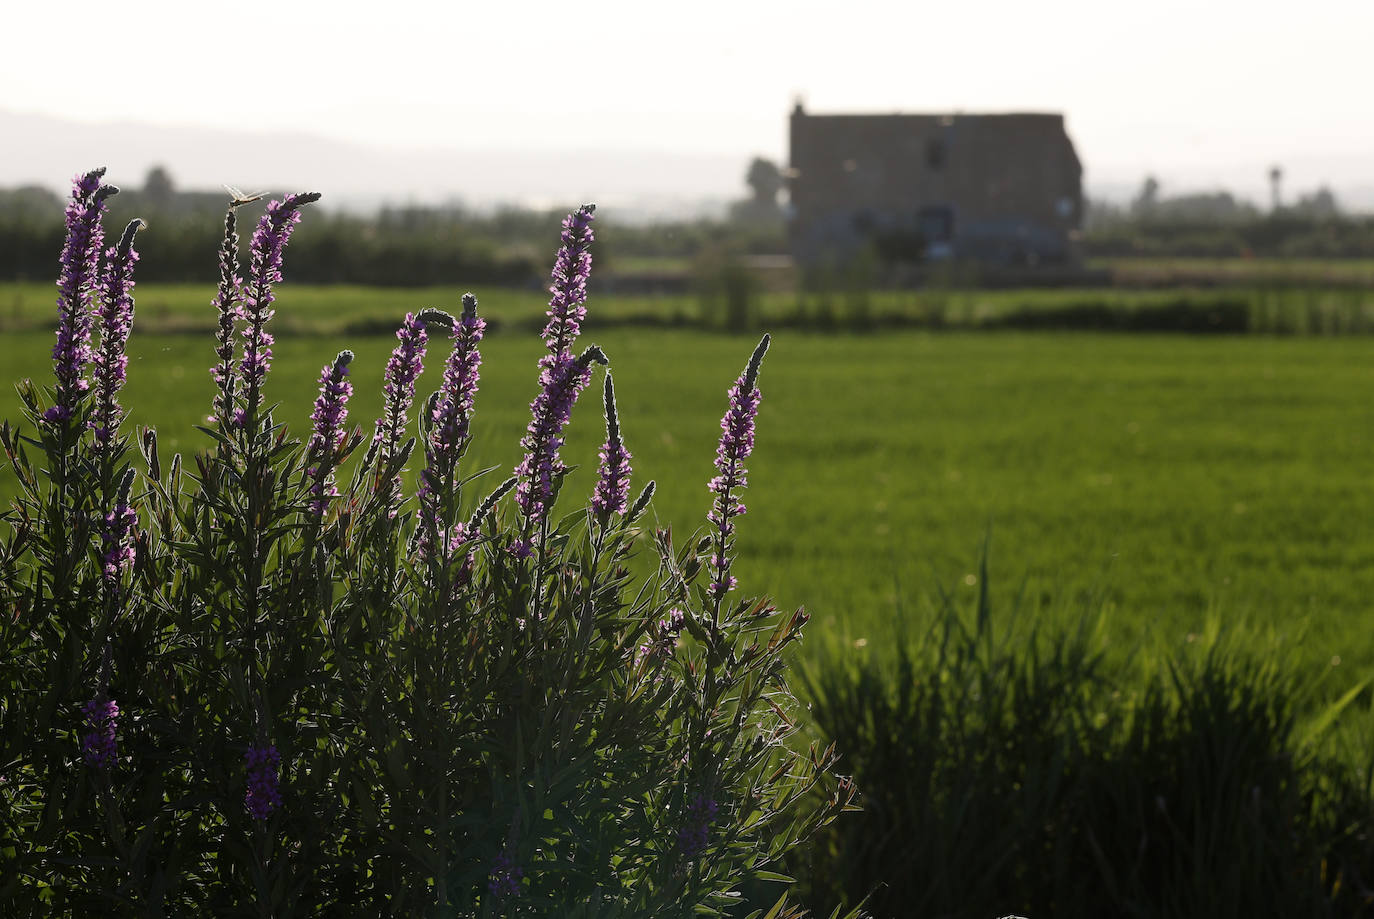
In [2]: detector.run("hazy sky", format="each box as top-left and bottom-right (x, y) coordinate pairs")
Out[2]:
(7, 0), (1374, 202)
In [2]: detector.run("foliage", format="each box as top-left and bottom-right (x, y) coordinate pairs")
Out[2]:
(795, 559), (1374, 918)
(0, 170), (854, 916)
(0, 209), (537, 289)
(0, 184), (788, 288)
(1084, 214), (1374, 260)
(694, 249), (759, 333)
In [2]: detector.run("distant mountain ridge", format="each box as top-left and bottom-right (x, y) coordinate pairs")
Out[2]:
(0, 109), (744, 221)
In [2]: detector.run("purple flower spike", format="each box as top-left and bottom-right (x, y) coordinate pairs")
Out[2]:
(707, 334), (769, 607)
(236, 192), (320, 426)
(100, 502), (137, 582)
(46, 168), (118, 425)
(305, 350), (354, 515)
(419, 295), (486, 559)
(91, 219), (144, 450)
(374, 312), (430, 461)
(515, 346), (606, 530)
(677, 793), (719, 859)
(487, 852), (523, 900)
(210, 205), (244, 425)
(429, 296), (485, 464)
(592, 372), (632, 520)
(637, 607), (687, 665)
(515, 206), (602, 534)
(100, 468), (138, 582)
(541, 204), (595, 355)
(244, 742), (282, 821)
(81, 697), (119, 769)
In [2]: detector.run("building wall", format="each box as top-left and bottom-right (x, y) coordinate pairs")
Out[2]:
(788, 107), (1083, 266)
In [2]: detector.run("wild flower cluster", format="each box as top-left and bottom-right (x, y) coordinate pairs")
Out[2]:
(0, 169), (855, 916)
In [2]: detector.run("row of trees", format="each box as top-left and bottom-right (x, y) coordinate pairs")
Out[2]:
(0, 166), (789, 286)
(6, 164), (1374, 288)
(1088, 175), (1342, 228)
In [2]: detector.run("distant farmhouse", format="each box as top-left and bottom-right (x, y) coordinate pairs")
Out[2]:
(787, 103), (1083, 267)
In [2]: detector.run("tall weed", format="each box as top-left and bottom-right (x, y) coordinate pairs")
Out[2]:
(797, 562), (1374, 918)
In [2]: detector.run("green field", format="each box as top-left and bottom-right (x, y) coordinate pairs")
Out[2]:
(3, 284), (1373, 696)
(1095, 256), (1374, 286)
(6, 280), (1374, 335)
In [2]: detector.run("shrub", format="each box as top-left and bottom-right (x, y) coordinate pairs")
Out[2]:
(795, 561), (1374, 919)
(0, 169), (856, 916)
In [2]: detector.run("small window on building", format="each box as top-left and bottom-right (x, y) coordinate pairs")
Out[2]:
(918, 206), (954, 243)
(926, 138), (946, 170)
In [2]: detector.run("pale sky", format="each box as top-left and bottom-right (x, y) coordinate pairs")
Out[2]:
(6, 0), (1374, 205)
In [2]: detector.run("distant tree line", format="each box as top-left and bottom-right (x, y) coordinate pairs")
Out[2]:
(1083, 214), (1374, 259)
(1080, 174), (1365, 258)
(19, 162), (1374, 282)
(0, 183), (537, 287)
(0, 166), (787, 287)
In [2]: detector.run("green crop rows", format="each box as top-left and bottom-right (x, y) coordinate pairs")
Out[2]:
(3, 285), (1372, 701)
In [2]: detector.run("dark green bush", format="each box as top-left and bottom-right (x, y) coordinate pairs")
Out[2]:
(794, 565), (1374, 919)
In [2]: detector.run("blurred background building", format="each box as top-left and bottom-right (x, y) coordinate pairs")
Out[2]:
(787, 102), (1082, 267)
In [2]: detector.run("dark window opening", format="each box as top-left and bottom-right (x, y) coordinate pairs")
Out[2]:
(918, 206), (954, 242)
(926, 138), (946, 170)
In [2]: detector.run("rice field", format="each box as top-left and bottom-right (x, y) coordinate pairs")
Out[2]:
(5, 280), (1374, 335)
(3, 285), (1373, 694)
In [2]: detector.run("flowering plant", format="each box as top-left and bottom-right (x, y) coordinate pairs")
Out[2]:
(0, 170), (856, 916)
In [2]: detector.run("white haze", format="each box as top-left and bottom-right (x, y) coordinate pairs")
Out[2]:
(5, 0), (1374, 214)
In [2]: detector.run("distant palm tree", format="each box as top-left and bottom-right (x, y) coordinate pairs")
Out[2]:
(1268, 165), (1283, 212)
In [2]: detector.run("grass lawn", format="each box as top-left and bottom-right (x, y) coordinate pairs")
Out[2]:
(3, 287), (1373, 699)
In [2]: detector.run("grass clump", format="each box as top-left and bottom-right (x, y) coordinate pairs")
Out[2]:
(795, 558), (1374, 919)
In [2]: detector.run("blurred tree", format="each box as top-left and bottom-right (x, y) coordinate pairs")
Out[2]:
(1290, 186), (1339, 219)
(0, 185), (62, 220)
(731, 157), (784, 226)
(1130, 175), (1161, 217)
(143, 165), (175, 211)
(746, 157), (784, 207)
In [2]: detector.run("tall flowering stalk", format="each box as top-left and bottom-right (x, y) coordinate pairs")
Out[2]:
(418, 294), (485, 559)
(515, 346), (607, 528)
(487, 852), (523, 902)
(91, 219), (144, 454)
(244, 742), (282, 820)
(592, 372), (632, 522)
(81, 696), (119, 770)
(305, 351), (354, 515)
(45, 168), (119, 425)
(677, 793), (719, 860)
(237, 192), (321, 427)
(210, 204), (245, 426)
(99, 469), (138, 583)
(515, 205), (600, 532)
(542, 204), (595, 355)
(707, 334), (770, 616)
(373, 312), (432, 465)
